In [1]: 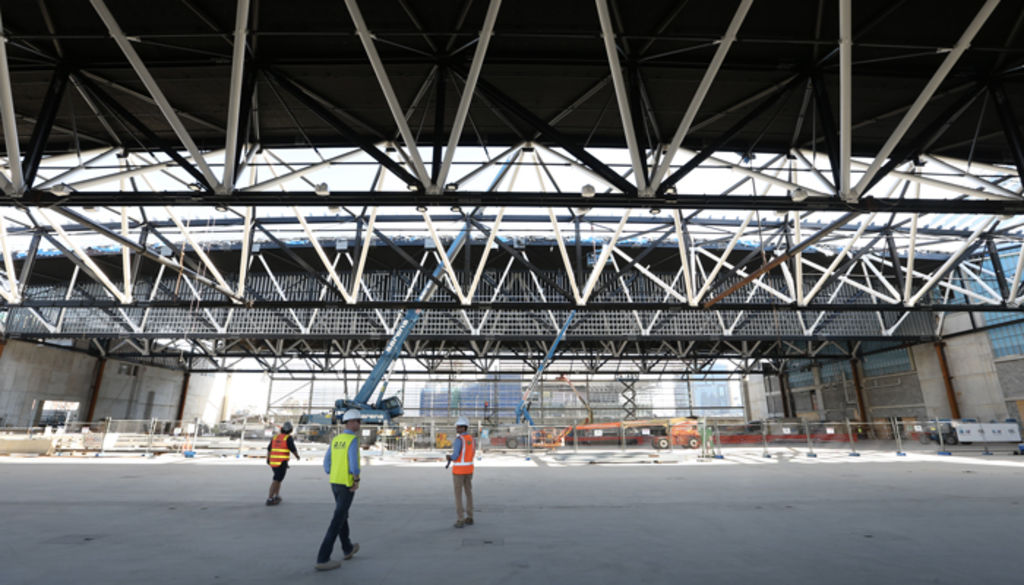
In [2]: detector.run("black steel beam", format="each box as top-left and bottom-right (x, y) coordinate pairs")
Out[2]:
(254, 224), (345, 297)
(266, 69), (424, 190)
(810, 72), (841, 191)
(74, 73), (214, 192)
(863, 83), (986, 194)
(49, 207), (238, 300)
(986, 238), (1010, 300)
(431, 65), (446, 185)
(885, 232), (906, 301)
(658, 74), (806, 196)
(12, 192), (1024, 215)
(990, 82), (1024, 182)
(230, 65), (259, 187)
(455, 70), (637, 195)
(22, 67), (70, 188)
(466, 216), (576, 302)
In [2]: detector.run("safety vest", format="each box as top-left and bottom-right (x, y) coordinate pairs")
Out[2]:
(329, 433), (358, 486)
(269, 433), (291, 467)
(452, 434), (474, 475)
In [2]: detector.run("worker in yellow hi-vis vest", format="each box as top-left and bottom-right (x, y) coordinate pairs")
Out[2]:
(265, 421), (300, 506)
(314, 409), (362, 572)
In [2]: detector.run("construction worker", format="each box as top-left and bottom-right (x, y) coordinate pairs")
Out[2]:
(266, 421), (300, 506)
(315, 408), (362, 572)
(446, 416), (475, 528)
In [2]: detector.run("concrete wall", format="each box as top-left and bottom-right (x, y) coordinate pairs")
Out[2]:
(0, 340), (225, 426)
(859, 371), (926, 421)
(0, 341), (98, 427)
(753, 311), (1024, 422)
(746, 375), (769, 421)
(994, 357), (1024, 420)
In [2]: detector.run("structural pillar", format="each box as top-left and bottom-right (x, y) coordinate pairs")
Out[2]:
(777, 373), (792, 418)
(175, 371), (191, 422)
(740, 375), (752, 421)
(849, 358), (868, 422)
(85, 358), (107, 423)
(934, 341), (961, 419)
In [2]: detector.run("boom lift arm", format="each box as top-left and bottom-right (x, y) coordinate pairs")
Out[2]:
(515, 310), (576, 424)
(334, 227), (469, 424)
(555, 374), (593, 425)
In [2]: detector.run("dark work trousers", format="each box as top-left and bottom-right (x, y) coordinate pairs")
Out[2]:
(317, 483), (356, 563)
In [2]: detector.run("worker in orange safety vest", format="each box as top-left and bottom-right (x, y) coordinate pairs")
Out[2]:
(446, 416), (475, 528)
(266, 421), (300, 505)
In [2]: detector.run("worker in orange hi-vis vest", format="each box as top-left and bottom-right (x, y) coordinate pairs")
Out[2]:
(266, 421), (300, 506)
(446, 416), (475, 528)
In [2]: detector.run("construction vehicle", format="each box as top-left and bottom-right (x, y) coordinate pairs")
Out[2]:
(296, 411), (334, 442)
(564, 417), (703, 449)
(332, 228), (468, 425)
(502, 374), (594, 449)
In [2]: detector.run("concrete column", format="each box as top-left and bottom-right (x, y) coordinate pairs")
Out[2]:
(740, 375), (752, 421)
(777, 373), (793, 418)
(85, 358), (108, 423)
(935, 341), (962, 419)
(849, 358), (868, 421)
(175, 372), (191, 422)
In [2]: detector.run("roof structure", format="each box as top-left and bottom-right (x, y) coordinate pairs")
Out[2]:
(0, 0), (1022, 379)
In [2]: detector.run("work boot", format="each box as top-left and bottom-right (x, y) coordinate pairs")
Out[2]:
(464, 517), (474, 526)
(344, 543), (360, 560)
(314, 560), (341, 571)
(454, 520), (465, 528)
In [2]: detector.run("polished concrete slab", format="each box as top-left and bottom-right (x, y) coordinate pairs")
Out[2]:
(2, 448), (1023, 585)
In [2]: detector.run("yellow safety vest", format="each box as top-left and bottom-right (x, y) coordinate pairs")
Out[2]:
(268, 434), (290, 467)
(329, 433), (358, 486)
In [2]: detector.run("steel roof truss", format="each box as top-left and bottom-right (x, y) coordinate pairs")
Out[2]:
(436, 0), (502, 191)
(343, 0), (431, 188)
(0, 7), (23, 195)
(89, 0), (221, 192)
(1009, 240), (1024, 305)
(800, 255), (898, 306)
(22, 67), (69, 189)
(222, 0), (252, 191)
(852, 0), (1001, 198)
(0, 213), (19, 303)
(907, 216), (996, 306)
(39, 208), (130, 304)
(256, 253), (309, 334)
(596, 0), (647, 195)
(921, 155), (1020, 199)
(651, 0), (753, 192)
(956, 261), (1004, 305)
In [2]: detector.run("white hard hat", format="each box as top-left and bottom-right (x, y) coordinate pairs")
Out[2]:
(342, 409), (363, 422)
(455, 416), (469, 427)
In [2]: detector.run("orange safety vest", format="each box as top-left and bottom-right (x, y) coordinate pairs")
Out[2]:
(268, 433), (291, 467)
(452, 434), (474, 475)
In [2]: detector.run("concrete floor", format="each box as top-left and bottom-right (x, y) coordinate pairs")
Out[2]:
(2, 448), (1023, 585)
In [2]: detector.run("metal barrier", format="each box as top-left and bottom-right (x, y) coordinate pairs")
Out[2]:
(1, 417), (1020, 459)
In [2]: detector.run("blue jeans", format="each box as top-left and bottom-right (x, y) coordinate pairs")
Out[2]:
(317, 483), (356, 563)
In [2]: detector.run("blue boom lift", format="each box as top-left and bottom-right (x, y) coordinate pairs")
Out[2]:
(515, 310), (576, 425)
(333, 228), (469, 425)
